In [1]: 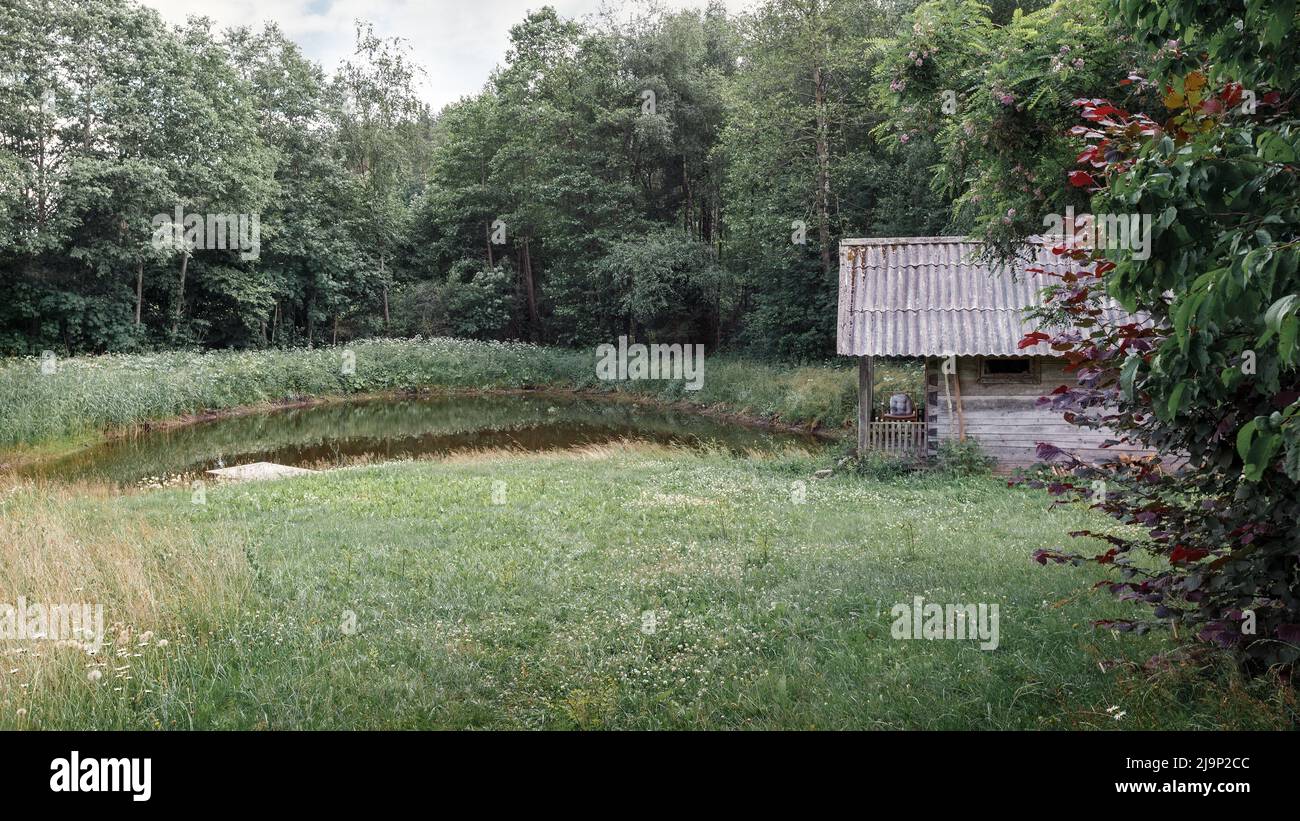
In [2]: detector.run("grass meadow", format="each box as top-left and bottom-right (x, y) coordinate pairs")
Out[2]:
(3, 447), (1294, 729)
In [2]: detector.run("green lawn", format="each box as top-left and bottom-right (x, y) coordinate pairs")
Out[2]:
(4, 446), (1290, 730)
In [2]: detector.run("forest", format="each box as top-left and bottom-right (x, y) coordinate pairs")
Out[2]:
(0, 0), (1066, 359)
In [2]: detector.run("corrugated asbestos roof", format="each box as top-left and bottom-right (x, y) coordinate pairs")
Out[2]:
(836, 236), (1124, 357)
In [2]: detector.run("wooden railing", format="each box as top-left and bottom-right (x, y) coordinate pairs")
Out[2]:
(862, 420), (927, 460)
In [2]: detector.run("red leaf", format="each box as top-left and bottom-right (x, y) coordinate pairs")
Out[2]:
(1221, 83), (1243, 108)
(1068, 170), (1095, 187)
(1169, 545), (1209, 564)
(1081, 104), (1123, 123)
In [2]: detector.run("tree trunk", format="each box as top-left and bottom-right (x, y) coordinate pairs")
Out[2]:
(716, 202), (722, 259)
(682, 155), (693, 236)
(172, 251), (189, 335)
(305, 283), (315, 348)
(36, 127), (47, 230)
(380, 255), (390, 330)
(82, 79), (92, 151)
(813, 64), (833, 278)
(714, 283), (723, 350)
(522, 237), (540, 342)
(134, 262), (144, 326)
(482, 161), (494, 268)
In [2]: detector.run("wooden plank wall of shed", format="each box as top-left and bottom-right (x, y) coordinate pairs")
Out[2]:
(924, 356), (1150, 467)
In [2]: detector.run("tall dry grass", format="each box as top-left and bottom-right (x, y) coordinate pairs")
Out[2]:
(0, 480), (249, 725)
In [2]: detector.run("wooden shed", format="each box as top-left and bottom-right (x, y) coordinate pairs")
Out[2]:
(837, 236), (1145, 468)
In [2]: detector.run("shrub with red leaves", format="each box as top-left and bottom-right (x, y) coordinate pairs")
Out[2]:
(1017, 1), (1300, 672)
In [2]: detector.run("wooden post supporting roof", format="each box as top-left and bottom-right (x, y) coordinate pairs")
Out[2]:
(952, 362), (966, 442)
(857, 356), (873, 454)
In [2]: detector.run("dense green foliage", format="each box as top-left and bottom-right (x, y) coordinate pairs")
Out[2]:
(0, 0), (433, 352)
(1035, 2), (1300, 670)
(872, 0), (1145, 255)
(0, 0), (971, 358)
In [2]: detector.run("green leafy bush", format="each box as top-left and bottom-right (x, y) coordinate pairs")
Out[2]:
(1025, 0), (1300, 672)
(936, 438), (996, 475)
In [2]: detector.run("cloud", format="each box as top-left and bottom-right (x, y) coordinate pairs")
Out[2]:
(137, 0), (756, 111)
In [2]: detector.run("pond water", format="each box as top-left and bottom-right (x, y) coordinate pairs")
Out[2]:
(23, 393), (826, 485)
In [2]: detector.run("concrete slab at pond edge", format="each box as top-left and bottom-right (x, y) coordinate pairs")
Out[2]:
(206, 462), (319, 481)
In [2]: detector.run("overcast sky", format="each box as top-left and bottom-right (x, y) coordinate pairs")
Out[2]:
(138, 0), (756, 112)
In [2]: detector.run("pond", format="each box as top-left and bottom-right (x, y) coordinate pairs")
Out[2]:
(22, 393), (827, 485)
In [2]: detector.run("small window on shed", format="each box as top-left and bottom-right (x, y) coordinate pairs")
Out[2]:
(979, 357), (1038, 382)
